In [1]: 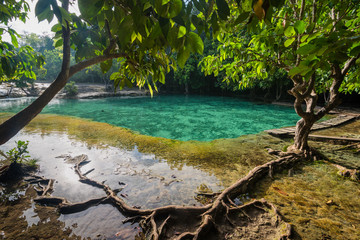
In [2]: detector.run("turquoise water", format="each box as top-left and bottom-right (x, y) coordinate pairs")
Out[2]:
(0, 95), (299, 141)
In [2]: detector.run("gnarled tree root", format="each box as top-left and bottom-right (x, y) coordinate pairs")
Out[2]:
(33, 153), (304, 239)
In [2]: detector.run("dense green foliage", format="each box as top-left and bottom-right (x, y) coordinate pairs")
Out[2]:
(64, 80), (78, 96)
(0, 1), (44, 83)
(198, 0), (360, 150)
(201, 0), (360, 95)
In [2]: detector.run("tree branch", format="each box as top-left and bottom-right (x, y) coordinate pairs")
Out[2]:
(69, 53), (127, 78)
(342, 54), (360, 75)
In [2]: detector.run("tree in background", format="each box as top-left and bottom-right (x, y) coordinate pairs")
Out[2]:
(201, 0), (360, 152)
(0, 0), (205, 145)
(165, 37), (221, 94)
(0, 1), (44, 84)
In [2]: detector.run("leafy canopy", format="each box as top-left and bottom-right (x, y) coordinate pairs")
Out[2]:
(0, 0), (44, 82)
(200, 0), (360, 93)
(34, 0), (206, 94)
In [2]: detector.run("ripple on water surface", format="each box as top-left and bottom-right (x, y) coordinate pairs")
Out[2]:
(0, 95), (300, 141)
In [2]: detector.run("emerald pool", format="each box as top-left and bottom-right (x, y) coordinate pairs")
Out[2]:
(0, 95), (299, 141)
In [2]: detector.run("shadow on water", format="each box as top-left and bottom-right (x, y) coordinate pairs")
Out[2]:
(0, 113), (359, 239)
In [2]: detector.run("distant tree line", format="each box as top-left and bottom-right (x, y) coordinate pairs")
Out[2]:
(18, 32), (293, 101)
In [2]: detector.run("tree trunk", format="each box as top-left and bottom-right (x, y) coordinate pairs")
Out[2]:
(0, 1), (72, 146)
(293, 118), (315, 151)
(275, 83), (282, 101)
(184, 82), (189, 94)
(0, 71), (69, 145)
(20, 87), (31, 96)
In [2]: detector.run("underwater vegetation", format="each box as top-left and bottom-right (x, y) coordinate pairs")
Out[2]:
(0, 112), (359, 239)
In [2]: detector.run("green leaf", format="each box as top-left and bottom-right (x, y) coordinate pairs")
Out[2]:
(235, 12), (250, 25)
(242, 0), (253, 11)
(110, 72), (121, 81)
(177, 47), (191, 68)
(294, 20), (306, 34)
(10, 34), (18, 48)
(216, 0), (230, 20)
(51, 23), (62, 32)
(100, 60), (113, 73)
(187, 32), (204, 54)
(296, 44), (316, 55)
(37, 6), (53, 23)
(35, 0), (50, 19)
(78, 0), (104, 20)
(1, 57), (11, 76)
(289, 65), (311, 77)
(54, 38), (63, 48)
(125, 78), (133, 88)
(178, 26), (187, 38)
(301, 34), (309, 42)
(155, 0), (182, 18)
(59, 7), (72, 25)
(162, 0), (171, 5)
(284, 26), (295, 37)
(117, 16), (134, 46)
(97, 13), (105, 29)
(350, 45), (360, 56)
(147, 82), (153, 96)
(284, 37), (295, 47)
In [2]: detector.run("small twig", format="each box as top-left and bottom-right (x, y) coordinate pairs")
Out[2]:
(158, 215), (171, 238)
(240, 209), (254, 221)
(195, 192), (220, 197)
(226, 195), (237, 207)
(42, 179), (54, 196)
(269, 164), (274, 179)
(83, 168), (95, 176)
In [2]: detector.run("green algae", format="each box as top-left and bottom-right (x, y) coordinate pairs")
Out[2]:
(310, 119), (360, 169)
(251, 162), (360, 240)
(0, 113), (288, 186)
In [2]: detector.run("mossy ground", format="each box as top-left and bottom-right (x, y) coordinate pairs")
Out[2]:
(0, 112), (359, 239)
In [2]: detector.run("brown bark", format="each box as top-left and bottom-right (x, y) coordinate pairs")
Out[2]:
(289, 53), (360, 152)
(294, 118), (314, 152)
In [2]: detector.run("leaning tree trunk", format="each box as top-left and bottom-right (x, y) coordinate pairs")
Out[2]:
(0, 2), (71, 146)
(0, 1), (128, 146)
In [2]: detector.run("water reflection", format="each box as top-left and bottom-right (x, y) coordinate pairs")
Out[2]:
(0, 131), (222, 238)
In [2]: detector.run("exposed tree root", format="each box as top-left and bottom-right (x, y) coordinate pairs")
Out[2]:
(32, 153), (306, 239)
(332, 163), (360, 181)
(24, 174), (55, 196)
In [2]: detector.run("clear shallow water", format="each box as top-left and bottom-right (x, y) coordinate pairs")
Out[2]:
(0, 95), (300, 141)
(0, 131), (222, 239)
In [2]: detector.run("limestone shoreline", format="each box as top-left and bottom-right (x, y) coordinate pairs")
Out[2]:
(0, 82), (149, 99)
